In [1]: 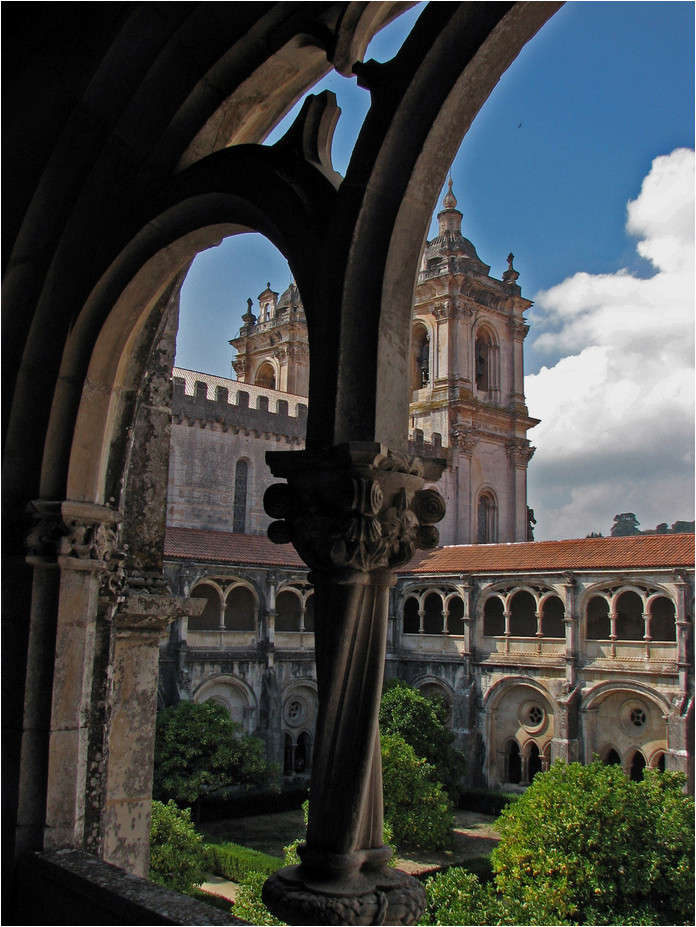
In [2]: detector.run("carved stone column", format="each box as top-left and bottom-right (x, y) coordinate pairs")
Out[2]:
(262, 443), (445, 926)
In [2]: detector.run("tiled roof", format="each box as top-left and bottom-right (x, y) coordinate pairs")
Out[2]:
(403, 534), (694, 574)
(165, 527), (304, 567)
(165, 528), (693, 573)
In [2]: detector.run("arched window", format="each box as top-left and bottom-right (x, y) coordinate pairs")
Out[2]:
(629, 750), (646, 781)
(283, 733), (294, 776)
(528, 743), (542, 780)
(304, 594), (315, 632)
(403, 597), (420, 634)
(653, 752), (666, 772)
(507, 741), (522, 784)
(509, 590), (536, 637)
(189, 584), (220, 630)
(276, 590), (302, 631)
(541, 595), (565, 637)
(587, 596), (610, 639)
(225, 586), (255, 631)
(296, 731), (312, 774)
(447, 596), (465, 635)
(475, 333), (490, 392)
(615, 591), (644, 641)
(255, 362), (276, 389)
(650, 597), (676, 641)
(483, 596), (504, 636)
(477, 491), (497, 544)
(423, 592), (443, 634)
(411, 324), (430, 390)
(604, 748), (621, 766)
(233, 459), (248, 533)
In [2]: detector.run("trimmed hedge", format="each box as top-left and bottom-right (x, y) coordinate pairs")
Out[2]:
(201, 785), (309, 820)
(187, 887), (234, 913)
(457, 787), (517, 816)
(205, 841), (284, 883)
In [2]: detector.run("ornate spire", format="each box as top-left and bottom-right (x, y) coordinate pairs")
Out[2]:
(502, 252), (520, 286)
(242, 296), (256, 325)
(442, 176), (457, 210)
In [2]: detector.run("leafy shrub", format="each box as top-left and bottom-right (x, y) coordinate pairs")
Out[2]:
(381, 732), (454, 850)
(153, 700), (279, 811)
(491, 762), (695, 926)
(206, 841), (284, 882)
(420, 866), (501, 926)
(148, 800), (208, 893)
(380, 679), (465, 799)
(234, 870), (286, 926)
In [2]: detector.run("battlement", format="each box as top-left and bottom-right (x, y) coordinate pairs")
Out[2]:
(408, 430), (453, 465)
(171, 368), (307, 440)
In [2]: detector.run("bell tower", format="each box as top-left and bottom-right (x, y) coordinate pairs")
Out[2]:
(230, 281), (309, 396)
(410, 180), (538, 544)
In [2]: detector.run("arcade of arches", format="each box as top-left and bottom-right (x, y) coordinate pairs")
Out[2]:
(3, 4), (691, 926)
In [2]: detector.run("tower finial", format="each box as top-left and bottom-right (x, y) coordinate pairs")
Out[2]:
(502, 252), (520, 286)
(442, 176), (457, 209)
(242, 296), (256, 325)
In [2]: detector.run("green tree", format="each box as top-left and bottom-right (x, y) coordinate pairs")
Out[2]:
(149, 800), (208, 893)
(153, 700), (279, 814)
(381, 732), (454, 850)
(380, 679), (465, 799)
(420, 866), (502, 926)
(610, 512), (641, 536)
(491, 761), (694, 926)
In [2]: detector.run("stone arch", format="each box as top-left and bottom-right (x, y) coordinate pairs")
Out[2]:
(403, 594), (420, 634)
(483, 678), (554, 788)
(189, 581), (223, 630)
(276, 587), (303, 631)
(509, 589), (537, 637)
(614, 589), (645, 641)
(482, 593), (505, 637)
(224, 582), (257, 631)
(412, 675), (454, 725)
(473, 322), (500, 394)
(193, 674), (258, 733)
(446, 594), (466, 635)
(586, 593), (611, 640)
(254, 361), (279, 390)
(540, 593), (565, 638)
(411, 320), (432, 390)
(476, 487), (498, 544)
(648, 595), (677, 642)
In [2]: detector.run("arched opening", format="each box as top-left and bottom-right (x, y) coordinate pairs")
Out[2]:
(650, 596), (676, 641)
(630, 750), (646, 781)
(509, 590), (537, 637)
(447, 596), (465, 635)
(654, 752), (666, 772)
(507, 741), (522, 784)
(615, 590), (644, 640)
(233, 459), (248, 533)
(477, 491), (497, 544)
(255, 362), (276, 390)
(483, 596), (505, 636)
(411, 323), (430, 390)
(189, 584), (221, 630)
(296, 731), (312, 774)
(276, 590), (302, 631)
(403, 596), (420, 634)
(283, 733), (294, 776)
(527, 743), (542, 780)
(423, 592), (443, 634)
(587, 595), (610, 639)
(604, 748), (621, 766)
(475, 331), (492, 392)
(541, 596), (565, 637)
(225, 585), (256, 631)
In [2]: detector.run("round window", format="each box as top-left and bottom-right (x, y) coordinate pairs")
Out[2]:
(284, 697), (307, 727)
(619, 699), (651, 737)
(518, 699), (547, 733)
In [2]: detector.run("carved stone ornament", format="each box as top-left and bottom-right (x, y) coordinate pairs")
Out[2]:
(451, 425), (480, 455)
(264, 445), (446, 573)
(506, 440), (535, 465)
(25, 500), (124, 567)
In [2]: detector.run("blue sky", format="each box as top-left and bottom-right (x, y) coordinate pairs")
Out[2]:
(176, 1), (694, 540)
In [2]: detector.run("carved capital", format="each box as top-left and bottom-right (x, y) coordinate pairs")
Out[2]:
(25, 500), (124, 574)
(507, 317), (529, 340)
(115, 593), (205, 635)
(264, 444), (446, 573)
(506, 440), (535, 466)
(451, 425), (480, 455)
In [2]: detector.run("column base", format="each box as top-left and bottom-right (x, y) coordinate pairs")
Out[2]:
(262, 864), (426, 926)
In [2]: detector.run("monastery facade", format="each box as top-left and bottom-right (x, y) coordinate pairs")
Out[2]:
(162, 187), (693, 792)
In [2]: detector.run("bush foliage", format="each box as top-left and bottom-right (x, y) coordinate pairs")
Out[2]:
(148, 800), (208, 893)
(380, 679), (465, 800)
(381, 732), (454, 850)
(206, 841), (283, 883)
(153, 700), (279, 810)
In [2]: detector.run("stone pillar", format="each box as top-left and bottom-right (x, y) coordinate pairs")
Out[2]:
(262, 443), (445, 926)
(24, 500), (124, 852)
(101, 592), (205, 877)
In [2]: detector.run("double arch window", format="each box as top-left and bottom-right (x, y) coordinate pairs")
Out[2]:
(189, 579), (257, 631)
(402, 589), (466, 635)
(586, 590), (676, 641)
(482, 590), (565, 638)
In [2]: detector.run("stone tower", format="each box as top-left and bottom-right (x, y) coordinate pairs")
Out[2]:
(411, 179), (538, 544)
(230, 280), (310, 396)
(227, 181), (538, 545)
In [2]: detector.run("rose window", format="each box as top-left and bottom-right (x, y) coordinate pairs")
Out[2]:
(529, 705), (543, 726)
(630, 708), (646, 728)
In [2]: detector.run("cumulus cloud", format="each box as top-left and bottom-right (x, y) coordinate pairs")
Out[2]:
(525, 149), (695, 540)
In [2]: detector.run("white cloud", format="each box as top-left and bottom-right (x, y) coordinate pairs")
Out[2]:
(525, 149), (695, 540)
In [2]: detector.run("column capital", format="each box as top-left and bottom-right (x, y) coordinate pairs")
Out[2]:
(25, 499), (124, 574)
(115, 593), (205, 635)
(265, 443), (446, 573)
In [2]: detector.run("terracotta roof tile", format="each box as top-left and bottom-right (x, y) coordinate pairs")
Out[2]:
(165, 528), (693, 574)
(165, 527), (304, 568)
(402, 534), (694, 574)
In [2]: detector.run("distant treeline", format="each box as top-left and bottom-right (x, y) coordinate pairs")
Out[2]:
(586, 514), (695, 538)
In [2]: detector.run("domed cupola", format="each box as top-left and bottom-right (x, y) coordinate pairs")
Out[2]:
(423, 179), (490, 274)
(277, 281), (304, 312)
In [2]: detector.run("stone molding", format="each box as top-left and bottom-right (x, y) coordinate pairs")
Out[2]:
(506, 440), (535, 466)
(451, 425), (480, 455)
(25, 500), (124, 572)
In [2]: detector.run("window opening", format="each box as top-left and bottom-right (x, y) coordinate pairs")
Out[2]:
(233, 459), (248, 533)
(276, 590), (302, 631)
(542, 596), (565, 637)
(189, 585), (220, 630)
(477, 492), (497, 544)
(604, 748), (621, 766)
(587, 596), (610, 639)
(509, 590), (536, 637)
(650, 596), (676, 641)
(528, 743), (542, 780)
(255, 362), (276, 389)
(615, 590), (644, 640)
(475, 335), (490, 391)
(225, 585), (255, 630)
(507, 741), (522, 784)
(403, 597), (420, 634)
(483, 596), (504, 636)
(423, 592), (443, 634)
(630, 751), (646, 781)
(447, 596), (465, 635)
